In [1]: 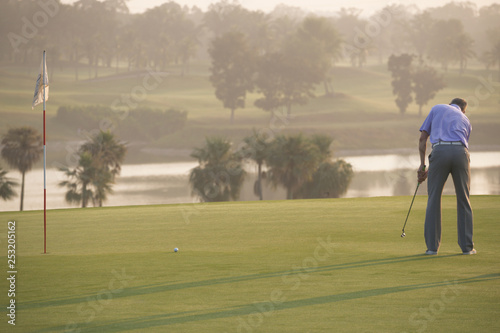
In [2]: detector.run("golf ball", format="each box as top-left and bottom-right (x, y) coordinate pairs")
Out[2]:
(174, 248), (178, 252)
(401, 233), (406, 238)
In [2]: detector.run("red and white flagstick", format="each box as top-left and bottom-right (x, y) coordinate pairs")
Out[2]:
(43, 50), (47, 254)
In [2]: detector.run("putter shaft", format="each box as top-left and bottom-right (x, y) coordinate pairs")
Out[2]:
(401, 166), (426, 235)
(402, 183), (420, 233)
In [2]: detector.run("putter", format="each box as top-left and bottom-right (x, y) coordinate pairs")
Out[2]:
(401, 166), (425, 238)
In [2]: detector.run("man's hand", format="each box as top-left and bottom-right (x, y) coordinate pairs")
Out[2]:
(418, 131), (429, 182)
(417, 165), (428, 183)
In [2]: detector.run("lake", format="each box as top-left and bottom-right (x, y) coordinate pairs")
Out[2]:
(1, 151), (499, 212)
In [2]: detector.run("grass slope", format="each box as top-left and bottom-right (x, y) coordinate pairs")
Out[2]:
(1, 196), (499, 332)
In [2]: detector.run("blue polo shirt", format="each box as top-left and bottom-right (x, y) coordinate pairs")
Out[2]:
(420, 104), (471, 149)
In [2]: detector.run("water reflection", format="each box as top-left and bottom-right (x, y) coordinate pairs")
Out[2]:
(1, 152), (499, 211)
(346, 167), (500, 198)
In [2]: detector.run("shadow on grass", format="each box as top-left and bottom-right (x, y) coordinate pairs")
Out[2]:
(21, 254), (464, 311)
(35, 272), (499, 333)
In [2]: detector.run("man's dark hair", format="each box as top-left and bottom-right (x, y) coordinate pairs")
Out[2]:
(450, 98), (467, 112)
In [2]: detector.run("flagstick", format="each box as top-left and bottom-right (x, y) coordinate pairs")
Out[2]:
(43, 50), (47, 254)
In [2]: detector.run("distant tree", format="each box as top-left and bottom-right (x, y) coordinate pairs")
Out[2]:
(369, 4), (416, 63)
(204, 3), (271, 54)
(388, 54), (414, 114)
(254, 34), (325, 118)
(297, 16), (343, 96)
(483, 30), (500, 80)
(426, 1), (477, 22)
(334, 7), (363, 42)
(189, 137), (246, 202)
(334, 8), (370, 66)
(0, 166), (18, 202)
(428, 19), (474, 72)
(66, 4), (86, 80)
(349, 39), (374, 68)
(1, 127), (42, 211)
(454, 32), (476, 75)
(133, 2), (199, 72)
(269, 3), (307, 22)
(73, 0), (117, 79)
(406, 12), (436, 64)
(103, 0), (129, 14)
(208, 31), (256, 124)
(484, 42), (500, 80)
(254, 52), (289, 115)
(413, 66), (446, 116)
(203, 0), (246, 37)
(477, 3), (500, 57)
(240, 130), (271, 200)
(266, 134), (321, 199)
(268, 15), (300, 53)
(178, 29), (199, 75)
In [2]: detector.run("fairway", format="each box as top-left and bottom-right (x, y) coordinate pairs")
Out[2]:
(1, 196), (499, 332)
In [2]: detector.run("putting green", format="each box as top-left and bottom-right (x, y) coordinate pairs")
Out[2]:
(1, 195), (499, 332)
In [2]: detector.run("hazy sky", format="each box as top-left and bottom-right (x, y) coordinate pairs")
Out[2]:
(60, 0), (499, 16)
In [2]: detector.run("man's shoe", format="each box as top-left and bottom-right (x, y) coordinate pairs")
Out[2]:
(463, 249), (477, 255)
(425, 250), (438, 255)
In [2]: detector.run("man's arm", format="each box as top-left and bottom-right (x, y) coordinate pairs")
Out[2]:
(418, 131), (429, 183)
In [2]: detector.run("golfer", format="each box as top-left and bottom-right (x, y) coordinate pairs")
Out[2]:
(417, 97), (475, 255)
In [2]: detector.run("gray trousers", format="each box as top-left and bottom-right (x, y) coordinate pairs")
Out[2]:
(425, 145), (474, 252)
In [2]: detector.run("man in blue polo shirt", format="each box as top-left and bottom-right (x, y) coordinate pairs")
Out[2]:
(417, 97), (475, 255)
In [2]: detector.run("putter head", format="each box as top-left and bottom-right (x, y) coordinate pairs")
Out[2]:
(401, 232), (406, 238)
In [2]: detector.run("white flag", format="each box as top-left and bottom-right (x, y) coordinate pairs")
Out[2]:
(32, 55), (49, 109)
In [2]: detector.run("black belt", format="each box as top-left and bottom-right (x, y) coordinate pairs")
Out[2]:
(432, 141), (464, 148)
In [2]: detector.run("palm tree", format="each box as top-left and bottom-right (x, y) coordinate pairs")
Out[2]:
(309, 134), (333, 162)
(266, 134), (321, 199)
(80, 131), (126, 177)
(58, 151), (95, 208)
(1, 127), (42, 211)
(0, 166), (18, 201)
(79, 131), (126, 206)
(59, 131), (126, 208)
(84, 131), (125, 206)
(293, 134), (354, 199)
(297, 160), (354, 199)
(241, 130), (270, 200)
(189, 137), (246, 202)
(91, 168), (114, 208)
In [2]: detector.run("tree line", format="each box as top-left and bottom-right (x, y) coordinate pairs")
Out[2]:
(3, 1), (500, 121)
(2, 1), (499, 79)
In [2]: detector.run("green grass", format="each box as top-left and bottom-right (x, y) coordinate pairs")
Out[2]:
(1, 196), (499, 332)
